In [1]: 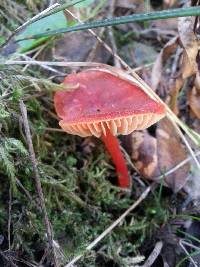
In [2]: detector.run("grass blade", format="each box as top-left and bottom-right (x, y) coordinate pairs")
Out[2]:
(16, 6), (200, 41)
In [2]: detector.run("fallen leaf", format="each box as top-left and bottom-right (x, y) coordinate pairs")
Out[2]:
(156, 118), (190, 192)
(184, 162), (200, 200)
(151, 18), (177, 32)
(53, 30), (109, 63)
(168, 77), (184, 114)
(120, 42), (157, 67)
(151, 36), (178, 90)
(163, 0), (176, 7)
(131, 130), (160, 179)
(130, 118), (190, 192)
(178, 14), (198, 78)
(188, 86), (200, 119)
(116, 0), (145, 11)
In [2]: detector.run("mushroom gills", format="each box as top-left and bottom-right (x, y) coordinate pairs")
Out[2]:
(59, 113), (164, 137)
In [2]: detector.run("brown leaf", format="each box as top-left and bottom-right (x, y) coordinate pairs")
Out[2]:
(156, 118), (190, 192)
(184, 163), (200, 200)
(163, 0), (176, 7)
(130, 119), (190, 192)
(116, 0), (145, 11)
(178, 15), (198, 78)
(131, 130), (160, 179)
(168, 77), (184, 114)
(188, 86), (200, 119)
(53, 31), (109, 63)
(151, 36), (178, 90)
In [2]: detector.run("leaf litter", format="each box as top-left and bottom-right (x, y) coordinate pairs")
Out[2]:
(1, 0), (200, 267)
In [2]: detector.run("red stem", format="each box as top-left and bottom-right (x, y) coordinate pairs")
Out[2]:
(101, 129), (130, 188)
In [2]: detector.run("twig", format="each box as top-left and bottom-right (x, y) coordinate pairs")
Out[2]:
(8, 186), (12, 250)
(64, 186), (151, 267)
(154, 151), (200, 181)
(16, 178), (38, 209)
(19, 100), (57, 266)
(181, 240), (200, 251)
(4, 60), (103, 68)
(20, 54), (65, 74)
(141, 241), (163, 267)
(0, 250), (18, 267)
(179, 240), (199, 267)
(3, 59), (153, 72)
(37, 247), (49, 267)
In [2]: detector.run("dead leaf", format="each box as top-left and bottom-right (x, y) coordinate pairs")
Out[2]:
(116, 0), (145, 11)
(188, 86), (200, 119)
(53, 30), (109, 63)
(156, 118), (190, 192)
(131, 130), (160, 179)
(184, 162), (200, 200)
(151, 36), (178, 90)
(130, 118), (190, 192)
(163, 0), (176, 7)
(120, 42), (157, 67)
(151, 18), (177, 32)
(168, 77), (184, 114)
(178, 15), (198, 78)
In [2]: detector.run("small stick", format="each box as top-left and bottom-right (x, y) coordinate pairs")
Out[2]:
(179, 240), (198, 267)
(19, 100), (57, 266)
(64, 186), (151, 267)
(0, 250), (18, 267)
(8, 186), (12, 250)
(141, 241), (163, 267)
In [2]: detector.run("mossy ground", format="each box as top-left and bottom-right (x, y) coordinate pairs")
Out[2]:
(0, 1), (199, 266)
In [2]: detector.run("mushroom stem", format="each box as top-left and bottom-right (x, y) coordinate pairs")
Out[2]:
(101, 129), (130, 188)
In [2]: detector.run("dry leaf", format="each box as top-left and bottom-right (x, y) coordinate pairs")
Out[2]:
(184, 163), (200, 200)
(188, 86), (200, 119)
(163, 0), (176, 7)
(188, 72), (200, 119)
(130, 119), (190, 192)
(178, 15), (198, 78)
(168, 77), (184, 114)
(156, 118), (190, 192)
(53, 31), (109, 63)
(151, 36), (178, 90)
(116, 0), (145, 11)
(131, 130), (160, 179)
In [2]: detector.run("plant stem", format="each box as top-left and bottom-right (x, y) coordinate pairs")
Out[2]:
(101, 129), (129, 188)
(16, 6), (200, 41)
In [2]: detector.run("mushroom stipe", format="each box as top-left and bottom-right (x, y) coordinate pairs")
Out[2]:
(54, 68), (166, 188)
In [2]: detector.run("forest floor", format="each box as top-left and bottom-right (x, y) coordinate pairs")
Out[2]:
(1, 0), (200, 266)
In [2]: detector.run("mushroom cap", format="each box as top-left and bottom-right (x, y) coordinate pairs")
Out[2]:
(54, 69), (165, 137)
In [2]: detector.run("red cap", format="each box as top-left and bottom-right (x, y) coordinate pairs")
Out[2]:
(54, 69), (165, 137)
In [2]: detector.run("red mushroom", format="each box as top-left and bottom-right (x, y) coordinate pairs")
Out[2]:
(54, 69), (166, 188)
